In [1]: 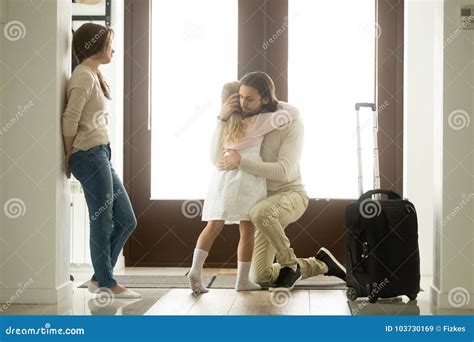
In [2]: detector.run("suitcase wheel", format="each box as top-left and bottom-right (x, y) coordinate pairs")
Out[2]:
(346, 287), (359, 301)
(407, 294), (417, 301)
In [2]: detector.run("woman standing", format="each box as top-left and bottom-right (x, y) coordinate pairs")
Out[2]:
(62, 23), (140, 298)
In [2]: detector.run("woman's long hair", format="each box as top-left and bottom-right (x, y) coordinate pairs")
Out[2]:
(222, 81), (250, 145)
(72, 23), (114, 100)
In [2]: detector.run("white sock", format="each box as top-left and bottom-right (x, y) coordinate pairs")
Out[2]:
(289, 263), (298, 272)
(323, 263), (329, 274)
(188, 248), (209, 294)
(235, 261), (261, 291)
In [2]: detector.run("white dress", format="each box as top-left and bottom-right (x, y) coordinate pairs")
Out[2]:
(201, 144), (267, 224)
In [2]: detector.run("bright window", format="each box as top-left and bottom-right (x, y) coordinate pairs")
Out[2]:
(150, 0), (238, 199)
(151, 1), (376, 199)
(288, 0), (376, 198)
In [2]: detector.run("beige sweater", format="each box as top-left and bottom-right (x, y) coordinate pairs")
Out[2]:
(211, 117), (306, 196)
(62, 64), (110, 152)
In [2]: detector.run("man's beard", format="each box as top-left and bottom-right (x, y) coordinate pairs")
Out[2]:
(242, 107), (263, 118)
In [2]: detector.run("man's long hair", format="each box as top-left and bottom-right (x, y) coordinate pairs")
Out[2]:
(240, 71), (278, 113)
(222, 81), (250, 145)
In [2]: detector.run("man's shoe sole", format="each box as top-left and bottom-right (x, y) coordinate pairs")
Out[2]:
(319, 247), (347, 273)
(268, 274), (302, 292)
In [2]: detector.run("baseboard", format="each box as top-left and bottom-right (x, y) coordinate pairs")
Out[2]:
(430, 284), (474, 310)
(0, 281), (73, 306)
(70, 263), (94, 272)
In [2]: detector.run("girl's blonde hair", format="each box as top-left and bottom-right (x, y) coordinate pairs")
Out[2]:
(222, 81), (250, 145)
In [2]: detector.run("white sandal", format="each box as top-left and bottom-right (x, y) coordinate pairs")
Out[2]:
(109, 288), (142, 299)
(92, 282), (142, 299)
(87, 280), (99, 294)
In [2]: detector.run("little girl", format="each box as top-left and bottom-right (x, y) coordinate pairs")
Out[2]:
(188, 80), (300, 294)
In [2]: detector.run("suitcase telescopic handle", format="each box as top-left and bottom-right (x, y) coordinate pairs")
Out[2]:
(359, 189), (401, 201)
(355, 102), (380, 196)
(355, 103), (376, 111)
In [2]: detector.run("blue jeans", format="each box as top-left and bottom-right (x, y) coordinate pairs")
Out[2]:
(70, 144), (137, 288)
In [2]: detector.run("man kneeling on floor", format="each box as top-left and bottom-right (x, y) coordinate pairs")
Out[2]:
(219, 74), (346, 291)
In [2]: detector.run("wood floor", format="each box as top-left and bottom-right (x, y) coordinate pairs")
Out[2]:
(1, 268), (468, 316)
(145, 289), (351, 315)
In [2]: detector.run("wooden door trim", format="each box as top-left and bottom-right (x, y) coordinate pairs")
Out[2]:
(123, 0), (404, 266)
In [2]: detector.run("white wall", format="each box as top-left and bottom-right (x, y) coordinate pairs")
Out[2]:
(0, 0), (72, 306)
(404, 0), (436, 276)
(432, 0), (474, 310)
(406, 0), (474, 310)
(107, 0), (125, 267)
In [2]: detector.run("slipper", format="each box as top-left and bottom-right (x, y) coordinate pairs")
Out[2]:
(107, 288), (142, 299)
(87, 280), (99, 294)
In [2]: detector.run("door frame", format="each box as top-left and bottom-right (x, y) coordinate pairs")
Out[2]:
(123, 0), (404, 267)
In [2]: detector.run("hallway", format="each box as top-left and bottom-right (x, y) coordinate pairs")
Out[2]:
(1, 268), (469, 316)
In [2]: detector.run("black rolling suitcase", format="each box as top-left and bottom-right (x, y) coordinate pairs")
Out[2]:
(345, 103), (421, 303)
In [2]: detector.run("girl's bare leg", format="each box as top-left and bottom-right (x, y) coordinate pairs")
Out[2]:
(188, 220), (225, 294)
(196, 220), (225, 252)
